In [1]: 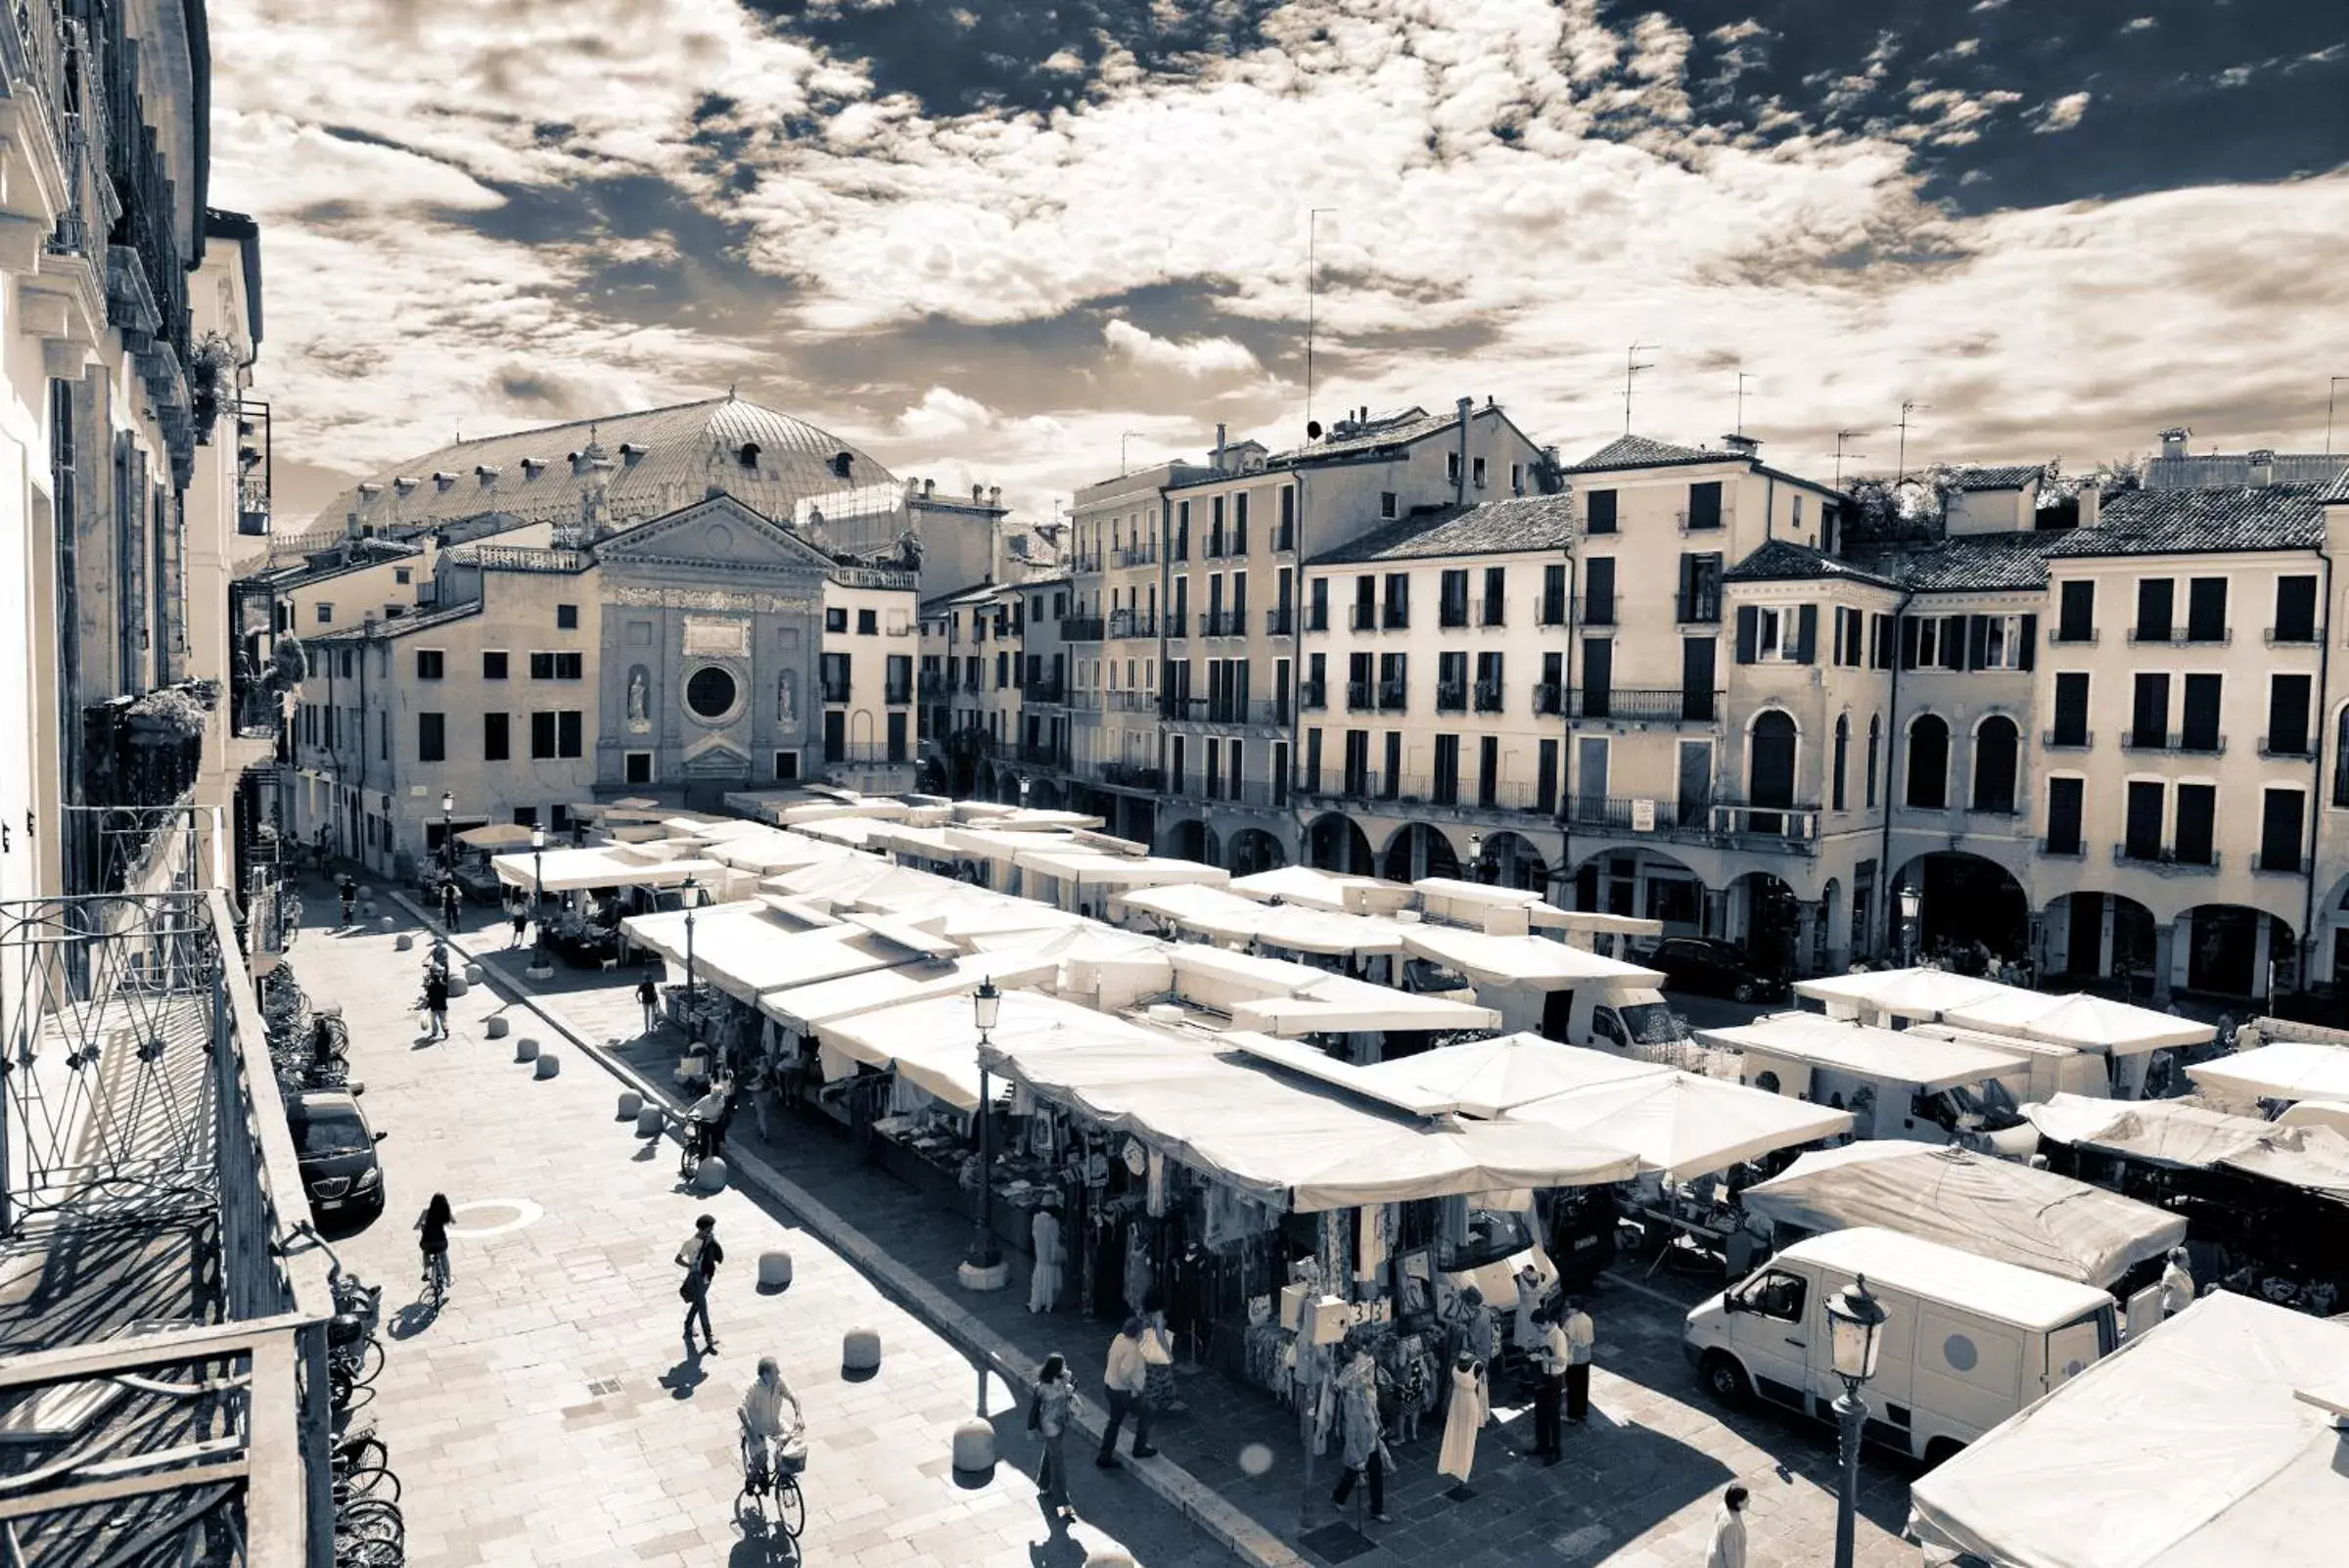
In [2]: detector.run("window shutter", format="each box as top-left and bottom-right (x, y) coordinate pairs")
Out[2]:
(1941, 615), (1966, 670)
(1735, 606), (1759, 665)
(1795, 605), (1818, 664)
(2019, 615), (2037, 670)
(1901, 616), (1920, 669)
(1966, 615), (1991, 671)
(1832, 610), (1846, 667)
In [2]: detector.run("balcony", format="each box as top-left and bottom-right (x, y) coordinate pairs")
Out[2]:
(1016, 738), (1070, 767)
(1570, 688), (1721, 723)
(1203, 610), (1247, 638)
(1094, 760), (1165, 791)
(1383, 607), (1410, 631)
(1062, 616), (1105, 642)
(1563, 795), (1821, 853)
(1303, 770), (1386, 803)
(2128, 627), (2233, 647)
(1114, 541), (1159, 569)
(1300, 680), (1327, 711)
(822, 678), (852, 704)
(2050, 626), (2098, 646)
(1377, 680), (1408, 713)
(1266, 607), (1295, 636)
(1346, 681), (1373, 712)
(825, 741), (914, 765)
(918, 670), (949, 697)
(1021, 676), (1065, 705)
(1538, 598), (1570, 628)
(1439, 603), (1471, 630)
(1677, 592), (1724, 625)
(1473, 680), (1502, 714)
(1107, 610), (1158, 640)
(1071, 552), (1102, 573)
(2256, 852), (2307, 876)
(1105, 688), (1159, 713)
(2041, 727), (2094, 750)
(1306, 607), (1329, 632)
(2112, 844), (2221, 874)
(1181, 774), (1288, 808)
(1166, 611), (1189, 638)
(885, 683), (915, 707)
(1391, 774), (1549, 814)
(2038, 837), (2087, 858)
(1274, 523), (1295, 554)
(2259, 733), (2315, 761)
(1350, 604), (1377, 632)
(1533, 682), (1562, 716)
(1167, 697), (1286, 727)
(1436, 681), (1466, 714)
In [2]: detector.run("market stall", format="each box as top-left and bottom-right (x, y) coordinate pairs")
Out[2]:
(1705, 1013), (2033, 1144)
(1944, 990), (2214, 1098)
(1355, 1033), (1671, 1119)
(449, 823), (534, 902)
(1010, 844), (1230, 917)
(487, 846), (733, 964)
(2188, 1040), (2349, 1107)
(1738, 1141), (2184, 1291)
(1792, 965), (2031, 1025)
(1909, 1293), (2349, 1568)
(1226, 864), (1414, 915)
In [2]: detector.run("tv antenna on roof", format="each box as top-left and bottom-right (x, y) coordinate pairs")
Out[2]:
(1735, 370), (1755, 438)
(1832, 430), (1868, 489)
(1896, 400), (1930, 482)
(1623, 343), (1658, 434)
(1306, 208), (1338, 436)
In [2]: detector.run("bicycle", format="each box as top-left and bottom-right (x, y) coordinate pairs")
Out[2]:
(737, 1428), (806, 1541)
(421, 1248), (449, 1309)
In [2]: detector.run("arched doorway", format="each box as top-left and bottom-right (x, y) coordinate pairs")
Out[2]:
(2043, 893), (2158, 996)
(973, 760), (997, 803)
(1573, 848), (1706, 935)
(1727, 871), (1800, 982)
(1306, 812), (1374, 875)
(1898, 852), (2029, 967)
(2181, 905), (2297, 1000)
(1226, 827), (1287, 877)
(1161, 817), (1216, 866)
(1478, 831), (1547, 893)
(1748, 710), (1797, 832)
(1970, 715), (2020, 815)
(1381, 823), (1460, 884)
(1024, 777), (1064, 810)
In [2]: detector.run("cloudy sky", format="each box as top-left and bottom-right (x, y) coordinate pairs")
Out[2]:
(213, 0), (2349, 530)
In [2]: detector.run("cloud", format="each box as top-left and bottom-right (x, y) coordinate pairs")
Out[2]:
(2122, 17), (2159, 33)
(2032, 91), (2092, 132)
(1103, 319), (1261, 377)
(897, 387), (996, 440)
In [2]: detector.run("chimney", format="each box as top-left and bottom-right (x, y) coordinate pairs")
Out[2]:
(2248, 448), (2277, 486)
(1214, 422), (1228, 472)
(972, 484), (984, 504)
(988, 485), (1001, 507)
(923, 478), (935, 499)
(1455, 396), (1473, 504)
(2078, 484), (2101, 529)
(1721, 434), (1760, 458)
(2159, 427), (2191, 461)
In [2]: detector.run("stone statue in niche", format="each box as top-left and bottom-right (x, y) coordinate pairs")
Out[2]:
(625, 666), (651, 732)
(777, 668), (798, 731)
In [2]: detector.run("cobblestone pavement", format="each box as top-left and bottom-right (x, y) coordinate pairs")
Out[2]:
(293, 886), (1238, 1568)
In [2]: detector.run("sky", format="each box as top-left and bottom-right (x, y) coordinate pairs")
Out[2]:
(211, 0), (2349, 531)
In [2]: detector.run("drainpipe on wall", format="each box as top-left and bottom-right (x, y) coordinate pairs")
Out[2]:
(1559, 533), (1580, 910)
(1876, 589), (1914, 962)
(1454, 399), (1472, 509)
(1290, 471), (1310, 864)
(2301, 550), (2333, 1011)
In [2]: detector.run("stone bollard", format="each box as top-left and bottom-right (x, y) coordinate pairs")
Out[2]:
(485, 1016), (510, 1039)
(635, 1105), (666, 1137)
(526, 960), (554, 981)
(1083, 1552), (1137, 1568)
(950, 1417), (995, 1474)
(692, 1155), (728, 1193)
(445, 974), (469, 998)
(758, 1252), (792, 1291)
(533, 1053), (560, 1080)
(360, 901), (377, 920)
(464, 963), (484, 985)
(617, 1089), (642, 1119)
(378, 915), (396, 932)
(842, 1327), (882, 1377)
(393, 932), (414, 951)
(515, 1038), (540, 1062)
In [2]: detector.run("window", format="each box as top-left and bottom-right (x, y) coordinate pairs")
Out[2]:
(825, 606), (848, 633)
(686, 666), (739, 719)
(2050, 671), (2091, 748)
(1833, 607), (1864, 669)
(1678, 553), (1723, 623)
(773, 751), (800, 783)
(394, 568), (411, 585)
(2124, 780), (2165, 860)
(1446, 451), (1461, 484)
(1309, 577), (1328, 631)
(1681, 637), (1717, 721)
(1865, 715), (1880, 807)
(2056, 580), (2096, 642)
(1832, 715), (1849, 810)
(2045, 776), (2085, 855)
(1440, 570), (1470, 628)
(2130, 672), (2173, 749)
(1437, 651), (1467, 712)
(482, 651), (508, 680)
(1737, 1269), (1807, 1323)
(555, 604), (578, 630)
(1735, 604), (1816, 664)
(2269, 673), (2313, 757)
(2260, 787), (2305, 873)
(857, 608), (878, 635)
(1278, 486), (1296, 551)
(557, 711), (582, 759)
(2186, 577), (2228, 643)
(822, 651), (852, 702)
(2337, 707), (2349, 807)
(2275, 576), (2319, 643)
(1382, 574), (1409, 629)
(1471, 456), (1487, 488)
(1900, 614), (1964, 670)
(1584, 559), (1615, 627)
(530, 652), (552, 679)
(530, 712), (556, 760)
(2174, 783), (2217, 866)
(1907, 715), (1950, 808)
(623, 751), (654, 785)
(418, 713), (445, 762)
(1686, 482), (1723, 530)
(484, 712), (509, 761)
(415, 649), (443, 679)
(1967, 614), (2035, 671)
(1586, 490), (1618, 533)
(2135, 578), (2174, 642)
(1541, 564), (1568, 625)
(1481, 566), (1504, 626)
(1379, 491), (1398, 520)
(550, 652), (582, 679)
(1432, 734), (1460, 806)
(1972, 717), (2019, 813)
(2182, 673), (2223, 752)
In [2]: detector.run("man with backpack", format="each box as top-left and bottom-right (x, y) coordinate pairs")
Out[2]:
(677, 1214), (724, 1356)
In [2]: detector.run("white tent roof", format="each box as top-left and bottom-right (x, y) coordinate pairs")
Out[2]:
(793, 816), (880, 847)
(618, 910), (907, 1004)
(980, 1034), (1638, 1211)
(455, 822), (535, 851)
(1739, 1141), (2185, 1288)
(1707, 1014), (2026, 1091)
(1013, 847), (1232, 890)
(1113, 883), (1277, 943)
(1250, 904), (1407, 956)
(1354, 1034), (1670, 1118)
(1945, 991), (2214, 1055)
(2025, 1093), (2277, 1171)
(1399, 925), (1666, 992)
(1227, 865), (1413, 913)
(759, 946), (1064, 1032)
(1508, 1072), (1854, 1181)
(1910, 1292), (2349, 1568)
(1793, 966), (2027, 1019)
(1230, 974), (1501, 1038)
(2188, 1041), (2349, 1104)
(705, 832), (854, 873)
(491, 847), (727, 893)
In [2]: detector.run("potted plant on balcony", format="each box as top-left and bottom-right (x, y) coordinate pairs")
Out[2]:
(188, 332), (236, 444)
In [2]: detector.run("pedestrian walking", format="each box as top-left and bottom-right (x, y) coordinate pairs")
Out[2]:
(1329, 1348), (1392, 1523)
(1451, 1285), (1496, 1424)
(635, 967), (660, 1035)
(1029, 1201), (1063, 1314)
(509, 903), (529, 948)
(1562, 1296), (1595, 1423)
(337, 874), (357, 927)
(1528, 1307), (1565, 1463)
(1436, 1352), (1486, 1485)
(2161, 1247), (2196, 1316)
(438, 878), (461, 930)
(1094, 1315), (1156, 1466)
(711, 1081), (737, 1164)
(422, 968), (449, 1040)
(1707, 1484), (1749, 1568)
(1027, 1353), (1080, 1524)
(676, 1214), (724, 1355)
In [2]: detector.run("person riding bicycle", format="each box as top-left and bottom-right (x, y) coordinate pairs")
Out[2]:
(739, 1358), (806, 1491)
(684, 1080), (730, 1169)
(416, 1193), (454, 1296)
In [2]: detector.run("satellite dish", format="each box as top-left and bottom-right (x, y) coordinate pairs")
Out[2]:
(1307, 421), (1323, 439)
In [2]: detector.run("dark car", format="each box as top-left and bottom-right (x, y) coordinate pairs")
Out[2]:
(289, 1089), (387, 1221)
(1643, 936), (1784, 1004)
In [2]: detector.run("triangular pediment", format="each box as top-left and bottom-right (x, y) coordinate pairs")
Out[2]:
(595, 492), (836, 573)
(682, 734), (752, 776)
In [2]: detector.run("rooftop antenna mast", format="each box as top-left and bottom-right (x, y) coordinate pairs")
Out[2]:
(1120, 431), (1147, 477)
(1734, 370), (1755, 438)
(1896, 400), (1929, 482)
(1306, 208), (1337, 435)
(1832, 430), (1868, 490)
(1623, 342), (1658, 434)
(2328, 376), (2349, 456)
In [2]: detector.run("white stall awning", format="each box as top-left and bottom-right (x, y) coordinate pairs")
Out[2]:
(1227, 865), (1413, 913)
(619, 910), (911, 1004)
(1232, 975), (1501, 1038)
(2188, 1041), (2349, 1104)
(1706, 1014), (2026, 1091)
(1792, 966), (2027, 1020)
(760, 946), (1065, 1033)
(1946, 991), (2215, 1055)
(491, 848), (726, 893)
(1354, 1034), (1669, 1118)
(1400, 926), (1666, 992)
(1510, 1072), (1853, 1181)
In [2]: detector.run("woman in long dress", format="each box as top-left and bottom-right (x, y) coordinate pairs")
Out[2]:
(1437, 1354), (1486, 1484)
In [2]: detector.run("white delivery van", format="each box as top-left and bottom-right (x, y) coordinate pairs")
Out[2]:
(1683, 1227), (2118, 1464)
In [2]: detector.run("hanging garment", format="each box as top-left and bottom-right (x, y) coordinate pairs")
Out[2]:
(1437, 1363), (1486, 1484)
(1124, 1226), (1154, 1317)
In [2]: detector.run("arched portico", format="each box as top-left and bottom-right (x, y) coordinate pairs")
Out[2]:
(1225, 826), (1287, 877)
(1381, 822), (1460, 884)
(1306, 812), (1374, 875)
(1894, 851), (2031, 967)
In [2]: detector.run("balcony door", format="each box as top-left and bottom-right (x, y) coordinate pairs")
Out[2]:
(1574, 736), (1609, 822)
(1748, 711), (1797, 834)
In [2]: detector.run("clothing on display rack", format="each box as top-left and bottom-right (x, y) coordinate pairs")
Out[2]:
(1124, 1225), (1154, 1318)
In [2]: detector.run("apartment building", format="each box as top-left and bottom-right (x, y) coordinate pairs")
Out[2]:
(819, 570), (920, 793)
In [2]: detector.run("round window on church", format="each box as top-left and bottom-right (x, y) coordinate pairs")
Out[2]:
(685, 666), (739, 721)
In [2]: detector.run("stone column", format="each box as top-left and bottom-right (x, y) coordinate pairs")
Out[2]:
(2151, 920), (2177, 1005)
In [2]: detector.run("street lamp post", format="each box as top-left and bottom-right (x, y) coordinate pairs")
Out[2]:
(530, 824), (546, 937)
(1825, 1274), (1888, 1568)
(1467, 831), (1486, 885)
(1897, 885), (1921, 966)
(963, 978), (1004, 1287)
(681, 874), (700, 1044)
(439, 791), (454, 874)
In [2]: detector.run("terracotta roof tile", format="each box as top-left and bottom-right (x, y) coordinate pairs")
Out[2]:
(1307, 496), (1580, 565)
(2045, 484), (2326, 557)
(1565, 434), (1722, 473)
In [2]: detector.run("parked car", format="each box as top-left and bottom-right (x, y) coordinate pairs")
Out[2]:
(1642, 936), (1785, 1003)
(289, 1089), (387, 1221)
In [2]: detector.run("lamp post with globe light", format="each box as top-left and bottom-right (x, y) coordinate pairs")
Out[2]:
(1826, 1274), (1888, 1568)
(439, 791), (454, 873)
(1897, 885), (1922, 966)
(959, 978), (1007, 1295)
(681, 874), (700, 1043)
